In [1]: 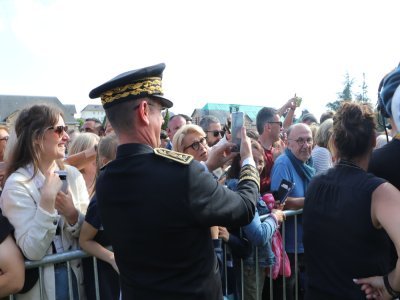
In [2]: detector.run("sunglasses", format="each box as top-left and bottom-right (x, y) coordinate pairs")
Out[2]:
(183, 137), (207, 151)
(267, 121), (283, 128)
(206, 130), (225, 138)
(47, 125), (69, 137)
(133, 102), (166, 113)
(289, 137), (313, 146)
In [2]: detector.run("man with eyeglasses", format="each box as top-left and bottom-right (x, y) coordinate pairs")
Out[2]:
(270, 123), (315, 300)
(89, 63), (260, 300)
(256, 107), (283, 195)
(199, 115), (224, 147)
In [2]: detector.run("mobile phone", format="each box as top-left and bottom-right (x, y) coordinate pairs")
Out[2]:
(273, 179), (295, 203)
(55, 170), (68, 193)
(231, 112), (244, 152)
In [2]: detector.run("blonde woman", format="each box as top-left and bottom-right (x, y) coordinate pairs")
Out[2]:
(0, 104), (89, 300)
(67, 132), (100, 196)
(172, 124), (209, 162)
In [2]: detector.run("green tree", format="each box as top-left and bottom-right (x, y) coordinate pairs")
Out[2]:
(76, 118), (84, 128)
(355, 73), (371, 104)
(326, 72), (354, 111)
(162, 109), (170, 130)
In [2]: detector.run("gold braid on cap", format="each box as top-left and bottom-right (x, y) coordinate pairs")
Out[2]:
(238, 165), (260, 191)
(100, 77), (163, 106)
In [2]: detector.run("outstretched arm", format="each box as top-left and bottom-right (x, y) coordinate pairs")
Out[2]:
(79, 221), (119, 274)
(355, 182), (400, 299)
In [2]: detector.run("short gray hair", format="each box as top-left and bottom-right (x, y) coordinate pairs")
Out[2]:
(199, 115), (220, 131)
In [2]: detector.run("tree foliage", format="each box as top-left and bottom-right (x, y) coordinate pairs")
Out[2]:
(162, 109), (170, 130)
(326, 72), (371, 111)
(354, 73), (371, 104)
(326, 72), (353, 111)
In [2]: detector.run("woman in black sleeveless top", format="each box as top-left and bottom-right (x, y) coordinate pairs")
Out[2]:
(0, 208), (25, 297)
(303, 102), (400, 300)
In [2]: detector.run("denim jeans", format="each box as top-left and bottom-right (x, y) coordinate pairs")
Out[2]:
(54, 264), (79, 300)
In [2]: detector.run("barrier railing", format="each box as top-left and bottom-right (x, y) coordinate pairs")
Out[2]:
(232, 209), (303, 300)
(8, 250), (100, 300)
(9, 210), (303, 300)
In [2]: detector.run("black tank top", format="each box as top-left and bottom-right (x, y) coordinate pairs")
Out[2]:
(303, 163), (391, 300)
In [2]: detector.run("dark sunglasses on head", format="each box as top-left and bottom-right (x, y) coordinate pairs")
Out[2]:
(206, 130), (225, 138)
(48, 125), (68, 137)
(183, 137), (207, 151)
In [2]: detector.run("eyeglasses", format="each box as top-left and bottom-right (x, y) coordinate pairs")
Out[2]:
(0, 136), (9, 142)
(268, 121), (283, 128)
(47, 125), (68, 137)
(206, 130), (225, 138)
(183, 137), (207, 151)
(148, 103), (166, 113)
(133, 102), (166, 113)
(289, 137), (313, 146)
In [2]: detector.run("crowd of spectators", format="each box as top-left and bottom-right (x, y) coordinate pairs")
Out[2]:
(0, 63), (400, 300)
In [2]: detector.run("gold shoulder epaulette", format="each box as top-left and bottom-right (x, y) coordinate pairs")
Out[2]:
(238, 164), (260, 191)
(154, 148), (194, 165)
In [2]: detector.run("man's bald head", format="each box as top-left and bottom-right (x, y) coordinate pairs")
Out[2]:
(287, 123), (313, 162)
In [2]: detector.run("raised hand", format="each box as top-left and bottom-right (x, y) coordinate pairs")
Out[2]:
(55, 190), (78, 226)
(40, 167), (62, 214)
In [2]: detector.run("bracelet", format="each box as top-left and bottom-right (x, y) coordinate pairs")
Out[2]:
(383, 274), (400, 298)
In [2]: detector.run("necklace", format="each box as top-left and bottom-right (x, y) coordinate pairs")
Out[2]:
(338, 160), (364, 171)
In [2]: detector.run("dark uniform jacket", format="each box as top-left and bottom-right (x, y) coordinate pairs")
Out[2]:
(96, 143), (259, 300)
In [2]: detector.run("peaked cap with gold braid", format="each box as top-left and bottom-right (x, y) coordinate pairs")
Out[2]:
(89, 63), (173, 109)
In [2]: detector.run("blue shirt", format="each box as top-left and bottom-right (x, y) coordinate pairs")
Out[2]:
(271, 153), (305, 253)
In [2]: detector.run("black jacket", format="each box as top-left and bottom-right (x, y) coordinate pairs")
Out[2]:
(96, 143), (259, 300)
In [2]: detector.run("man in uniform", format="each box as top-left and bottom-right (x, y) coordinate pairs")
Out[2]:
(89, 63), (260, 300)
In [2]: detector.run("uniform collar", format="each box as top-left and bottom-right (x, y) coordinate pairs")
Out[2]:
(116, 143), (154, 159)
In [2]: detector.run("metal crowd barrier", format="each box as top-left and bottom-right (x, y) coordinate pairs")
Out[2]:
(8, 250), (101, 300)
(224, 209), (303, 300)
(8, 210), (302, 300)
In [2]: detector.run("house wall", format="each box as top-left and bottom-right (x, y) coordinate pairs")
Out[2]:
(81, 111), (106, 122)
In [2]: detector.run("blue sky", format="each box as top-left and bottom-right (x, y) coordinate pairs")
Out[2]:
(1, 0), (400, 120)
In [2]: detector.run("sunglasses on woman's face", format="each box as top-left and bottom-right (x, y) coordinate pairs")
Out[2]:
(206, 130), (225, 138)
(47, 125), (68, 137)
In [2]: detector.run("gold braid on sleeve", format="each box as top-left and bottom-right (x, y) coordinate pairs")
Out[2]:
(238, 164), (260, 191)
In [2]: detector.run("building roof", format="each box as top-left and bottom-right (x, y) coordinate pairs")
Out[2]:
(0, 95), (77, 124)
(193, 103), (264, 122)
(81, 104), (104, 112)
